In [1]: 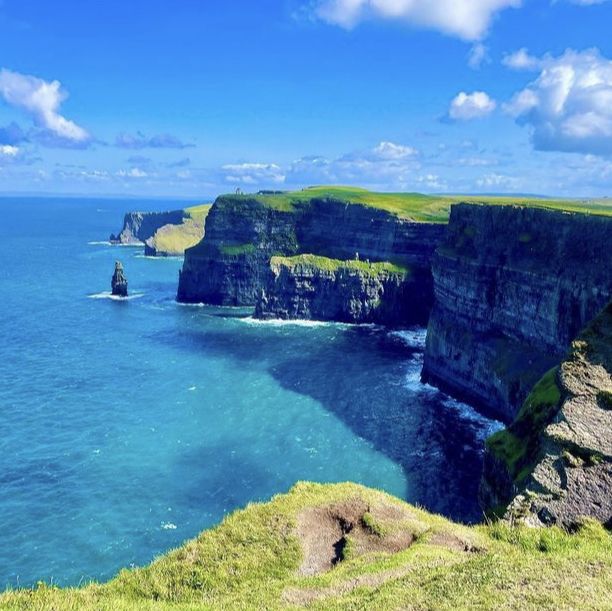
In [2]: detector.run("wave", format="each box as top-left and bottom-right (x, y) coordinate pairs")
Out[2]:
(388, 328), (427, 350)
(87, 241), (112, 246)
(442, 395), (505, 440)
(239, 316), (378, 329)
(88, 291), (144, 301)
(134, 254), (184, 260)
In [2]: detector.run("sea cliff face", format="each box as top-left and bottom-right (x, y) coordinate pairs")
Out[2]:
(480, 301), (612, 528)
(177, 195), (445, 312)
(422, 204), (612, 422)
(255, 255), (426, 325)
(110, 210), (186, 245)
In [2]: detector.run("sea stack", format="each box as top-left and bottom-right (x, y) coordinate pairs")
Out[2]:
(111, 261), (128, 297)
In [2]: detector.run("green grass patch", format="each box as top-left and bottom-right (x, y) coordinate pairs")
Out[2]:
(2, 482), (611, 610)
(219, 243), (257, 256)
(219, 186), (612, 222)
(486, 368), (563, 480)
(270, 253), (409, 276)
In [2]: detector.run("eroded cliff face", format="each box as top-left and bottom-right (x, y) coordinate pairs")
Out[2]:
(422, 204), (612, 422)
(255, 256), (427, 325)
(480, 301), (612, 528)
(177, 196), (445, 310)
(110, 210), (186, 245)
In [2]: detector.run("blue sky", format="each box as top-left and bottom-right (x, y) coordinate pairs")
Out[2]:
(0, 0), (611, 198)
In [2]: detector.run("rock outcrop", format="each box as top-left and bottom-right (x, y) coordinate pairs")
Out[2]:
(255, 255), (425, 325)
(177, 195), (445, 319)
(110, 210), (186, 245)
(422, 204), (612, 422)
(111, 261), (128, 297)
(480, 300), (612, 528)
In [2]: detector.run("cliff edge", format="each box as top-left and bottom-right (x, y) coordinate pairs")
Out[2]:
(480, 300), (612, 528)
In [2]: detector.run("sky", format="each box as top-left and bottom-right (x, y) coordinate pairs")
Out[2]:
(0, 0), (611, 198)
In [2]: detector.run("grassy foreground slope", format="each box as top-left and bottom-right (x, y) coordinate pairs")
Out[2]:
(2, 482), (611, 610)
(228, 186), (612, 222)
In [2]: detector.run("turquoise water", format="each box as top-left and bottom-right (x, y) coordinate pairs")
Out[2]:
(0, 197), (502, 588)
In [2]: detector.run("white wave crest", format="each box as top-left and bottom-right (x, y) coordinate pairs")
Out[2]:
(87, 240), (112, 246)
(88, 291), (144, 301)
(388, 328), (427, 349)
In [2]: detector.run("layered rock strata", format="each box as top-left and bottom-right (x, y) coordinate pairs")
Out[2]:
(422, 204), (612, 422)
(110, 210), (186, 245)
(177, 195), (445, 320)
(255, 255), (423, 325)
(480, 301), (612, 528)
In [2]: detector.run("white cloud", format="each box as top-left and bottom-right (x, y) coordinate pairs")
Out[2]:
(449, 91), (496, 120)
(117, 168), (149, 178)
(221, 162), (285, 185)
(502, 48), (541, 70)
(0, 144), (19, 157)
(0, 68), (90, 143)
(476, 172), (520, 189)
(468, 43), (489, 69)
(314, 0), (522, 40)
(371, 141), (418, 159)
(504, 48), (612, 155)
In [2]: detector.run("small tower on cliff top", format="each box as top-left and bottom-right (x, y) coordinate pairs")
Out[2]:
(111, 261), (128, 297)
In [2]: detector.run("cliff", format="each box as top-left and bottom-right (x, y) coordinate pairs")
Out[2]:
(480, 301), (612, 528)
(177, 192), (445, 315)
(422, 204), (612, 422)
(144, 204), (211, 257)
(2, 482), (611, 610)
(110, 209), (186, 245)
(255, 254), (425, 325)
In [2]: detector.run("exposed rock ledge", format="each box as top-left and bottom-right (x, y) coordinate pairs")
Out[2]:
(480, 300), (612, 528)
(255, 254), (428, 325)
(422, 203), (612, 422)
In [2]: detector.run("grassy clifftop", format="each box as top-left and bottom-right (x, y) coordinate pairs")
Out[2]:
(270, 254), (409, 276)
(145, 204), (211, 256)
(2, 482), (611, 610)
(224, 186), (612, 223)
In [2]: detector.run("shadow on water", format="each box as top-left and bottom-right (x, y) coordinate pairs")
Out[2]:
(154, 312), (491, 523)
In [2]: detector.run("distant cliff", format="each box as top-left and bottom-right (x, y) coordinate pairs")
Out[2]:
(177, 193), (445, 326)
(422, 204), (612, 422)
(480, 300), (612, 528)
(110, 205), (210, 256)
(110, 210), (186, 245)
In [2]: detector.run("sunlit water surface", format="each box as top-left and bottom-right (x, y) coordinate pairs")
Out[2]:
(0, 197), (502, 587)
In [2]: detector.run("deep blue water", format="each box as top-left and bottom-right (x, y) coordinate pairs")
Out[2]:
(0, 197), (502, 588)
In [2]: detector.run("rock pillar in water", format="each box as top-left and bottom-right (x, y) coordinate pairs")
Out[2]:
(111, 261), (128, 297)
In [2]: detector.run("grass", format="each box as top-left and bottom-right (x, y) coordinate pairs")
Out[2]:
(486, 368), (563, 480)
(219, 242), (257, 256)
(270, 253), (409, 276)
(220, 186), (612, 223)
(1, 482), (610, 610)
(146, 204), (211, 255)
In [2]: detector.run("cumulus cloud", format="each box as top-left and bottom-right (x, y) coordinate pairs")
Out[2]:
(221, 162), (285, 185)
(115, 131), (194, 149)
(370, 141), (418, 159)
(313, 0), (522, 40)
(287, 141), (422, 187)
(0, 68), (90, 145)
(448, 91), (496, 120)
(504, 48), (612, 155)
(502, 48), (541, 70)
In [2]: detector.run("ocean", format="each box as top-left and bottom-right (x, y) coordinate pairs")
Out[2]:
(0, 196), (502, 588)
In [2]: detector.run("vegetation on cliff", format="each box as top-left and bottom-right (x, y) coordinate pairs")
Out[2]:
(270, 254), (409, 277)
(482, 301), (612, 527)
(2, 482), (611, 610)
(225, 186), (612, 223)
(145, 204), (211, 256)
